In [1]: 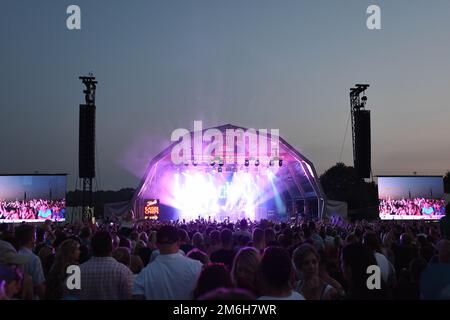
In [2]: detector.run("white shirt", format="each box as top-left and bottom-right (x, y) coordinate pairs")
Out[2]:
(149, 249), (185, 263)
(133, 252), (202, 300)
(258, 291), (305, 300)
(374, 252), (395, 284)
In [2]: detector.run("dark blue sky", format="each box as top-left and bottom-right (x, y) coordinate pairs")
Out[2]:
(1, 1), (450, 190)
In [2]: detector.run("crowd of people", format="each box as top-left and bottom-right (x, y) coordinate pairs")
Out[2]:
(1, 203), (450, 300)
(379, 198), (446, 217)
(0, 199), (65, 221)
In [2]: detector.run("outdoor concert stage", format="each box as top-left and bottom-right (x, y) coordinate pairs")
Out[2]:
(131, 124), (326, 222)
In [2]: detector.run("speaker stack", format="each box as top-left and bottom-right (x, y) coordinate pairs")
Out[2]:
(354, 109), (371, 178)
(79, 104), (96, 179)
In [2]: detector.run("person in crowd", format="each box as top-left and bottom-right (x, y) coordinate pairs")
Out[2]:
(363, 232), (396, 289)
(130, 255), (144, 274)
(178, 229), (194, 254)
(309, 221), (325, 251)
(340, 243), (389, 299)
(79, 231), (133, 299)
(0, 239), (33, 299)
(15, 224), (46, 299)
(392, 233), (417, 274)
(257, 246), (305, 300)
(264, 228), (279, 247)
(440, 203), (450, 240)
(45, 239), (80, 300)
(186, 248), (210, 265)
(231, 247), (261, 296)
(113, 247), (131, 269)
(207, 230), (221, 255)
(0, 265), (23, 300)
(234, 219), (252, 246)
(210, 228), (235, 269)
(192, 232), (206, 252)
(132, 226), (202, 299)
(251, 228), (265, 253)
(193, 263), (233, 299)
(292, 243), (338, 300)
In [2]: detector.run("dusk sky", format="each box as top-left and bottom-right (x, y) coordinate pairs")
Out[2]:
(1, 0), (450, 191)
(378, 176), (444, 200)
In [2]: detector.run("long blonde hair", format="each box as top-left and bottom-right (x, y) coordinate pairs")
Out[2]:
(231, 247), (261, 288)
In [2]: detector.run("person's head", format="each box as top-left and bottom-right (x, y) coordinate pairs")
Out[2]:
(139, 232), (148, 244)
(400, 233), (412, 246)
(292, 243), (320, 278)
(79, 226), (91, 240)
(259, 246), (294, 294)
(192, 232), (204, 249)
(156, 226), (180, 254)
(130, 231), (139, 242)
(438, 240), (450, 264)
(178, 229), (190, 244)
(112, 247), (131, 267)
(186, 248), (209, 265)
(130, 255), (144, 274)
(252, 228), (265, 246)
(53, 239), (80, 272)
(220, 228), (233, 248)
(118, 237), (132, 250)
(15, 225), (36, 248)
(209, 230), (221, 246)
(134, 240), (147, 255)
(91, 231), (113, 257)
(231, 247), (261, 291)
(363, 232), (381, 252)
(264, 228), (276, 243)
(38, 245), (54, 265)
(240, 219), (248, 230)
(193, 263), (233, 299)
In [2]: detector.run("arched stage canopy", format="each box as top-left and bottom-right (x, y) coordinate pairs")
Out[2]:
(132, 124), (326, 222)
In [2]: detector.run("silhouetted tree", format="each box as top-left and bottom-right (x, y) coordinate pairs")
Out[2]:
(66, 188), (135, 217)
(444, 171), (450, 193)
(319, 163), (378, 210)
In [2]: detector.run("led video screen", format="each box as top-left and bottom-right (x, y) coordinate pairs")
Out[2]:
(0, 174), (66, 223)
(378, 176), (446, 220)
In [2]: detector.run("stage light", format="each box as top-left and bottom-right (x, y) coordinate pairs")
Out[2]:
(255, 159), (260, 167)
(279, 159), (283, 166)
(244, 159), (249, 167)
(218, 167), (222, 173)
(210, 161), (215, 166)
(269, 160), (274, 166)
(193, 161), (198, 166)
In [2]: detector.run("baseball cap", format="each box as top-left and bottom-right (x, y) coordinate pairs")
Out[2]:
(0, 240), (30, 265)
(157, 226), (179, 244)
